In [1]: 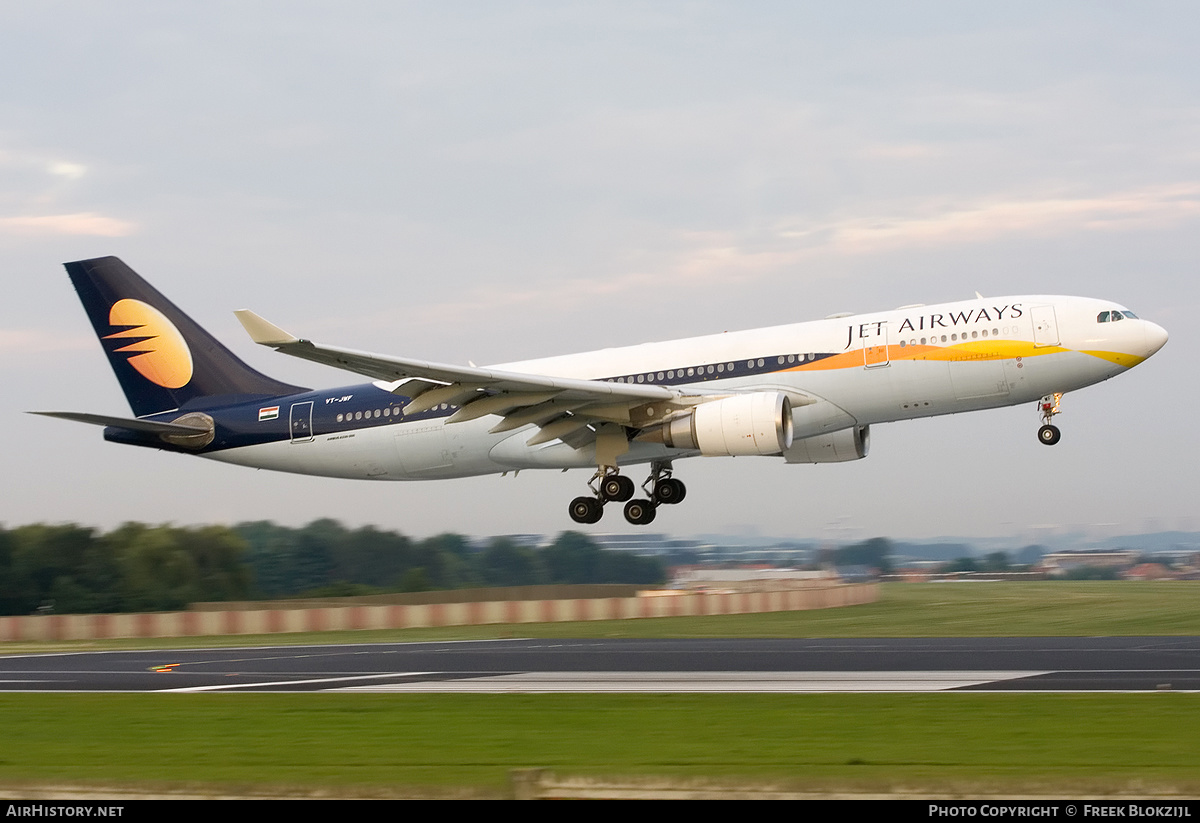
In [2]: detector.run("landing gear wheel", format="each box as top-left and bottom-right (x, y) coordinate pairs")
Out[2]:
(1037, 394), (1063, 447)
(569, 496), (604, 524)
(653, 477), (686, 505)
(623, 499), (657, 525)
(600, 474), (635, 502)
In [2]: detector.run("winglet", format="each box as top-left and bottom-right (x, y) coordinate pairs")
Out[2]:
(234, 310), (299, 346)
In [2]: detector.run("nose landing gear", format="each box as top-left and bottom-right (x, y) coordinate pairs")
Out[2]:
(1038, 393), (1063, 446)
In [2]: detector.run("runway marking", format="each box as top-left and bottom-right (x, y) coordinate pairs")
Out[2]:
(332, 671), (1050, 693)
(158, 672), (437, 692)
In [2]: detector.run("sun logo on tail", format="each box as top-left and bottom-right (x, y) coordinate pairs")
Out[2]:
(103, 299), (194, 389)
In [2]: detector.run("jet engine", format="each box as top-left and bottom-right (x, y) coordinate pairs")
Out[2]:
(782, 425), (870, 463)
(657, 392), (794, 456)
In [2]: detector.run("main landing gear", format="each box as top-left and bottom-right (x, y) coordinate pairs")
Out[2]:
(568, 462), (687, 526)
(1038, 392), (1063, 446)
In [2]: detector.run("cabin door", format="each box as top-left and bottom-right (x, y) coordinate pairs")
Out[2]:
(1031, 305), (1060, 348)
(862, 321), (890, 368)
(289, 401), (314, 443)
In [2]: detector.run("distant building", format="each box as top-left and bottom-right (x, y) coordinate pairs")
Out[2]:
(1123, 563), (1172, 581)
(590, 533), (707, 556)
(670, 566), (836, 590)
(1039, 550), (1139, 576)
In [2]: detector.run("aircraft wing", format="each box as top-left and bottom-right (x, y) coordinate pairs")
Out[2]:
(234, 310), (687, 448)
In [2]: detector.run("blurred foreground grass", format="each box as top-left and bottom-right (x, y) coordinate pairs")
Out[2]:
(0, 693), (1197, 798)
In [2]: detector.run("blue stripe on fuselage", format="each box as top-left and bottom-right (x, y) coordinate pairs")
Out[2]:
(112, 347), (842, 454)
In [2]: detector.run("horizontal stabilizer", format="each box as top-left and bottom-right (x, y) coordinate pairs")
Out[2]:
(29, 411), (211, 435)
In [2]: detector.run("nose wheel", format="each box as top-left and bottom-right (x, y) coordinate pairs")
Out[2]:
(1037, 393), (1063, 446)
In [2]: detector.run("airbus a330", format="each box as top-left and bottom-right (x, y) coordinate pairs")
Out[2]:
(36, 257), (1168, 525)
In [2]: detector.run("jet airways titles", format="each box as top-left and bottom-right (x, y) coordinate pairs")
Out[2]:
(843, 303), (1024, 348)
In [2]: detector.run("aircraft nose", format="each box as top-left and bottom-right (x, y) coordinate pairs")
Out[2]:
(1143, 321), (1169, 358)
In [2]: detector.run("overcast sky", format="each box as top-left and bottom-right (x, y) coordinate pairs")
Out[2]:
(2, 2), (1197, 543)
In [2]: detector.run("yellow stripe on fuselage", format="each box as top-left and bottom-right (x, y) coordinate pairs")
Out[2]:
(772, 338), (1140, 375)
(1079, 350), (1146, 368)
(782, 339), (1062, 372)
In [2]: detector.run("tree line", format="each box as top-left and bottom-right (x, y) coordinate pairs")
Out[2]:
(0, 520), (665, 616)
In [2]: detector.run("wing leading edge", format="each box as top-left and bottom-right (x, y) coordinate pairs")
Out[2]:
(233, 310), (696, 448)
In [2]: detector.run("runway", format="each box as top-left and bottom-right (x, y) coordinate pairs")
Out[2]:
(1, 637), (1199, 693)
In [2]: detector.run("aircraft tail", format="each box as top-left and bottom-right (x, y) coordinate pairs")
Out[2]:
(65, 256), (308, 417)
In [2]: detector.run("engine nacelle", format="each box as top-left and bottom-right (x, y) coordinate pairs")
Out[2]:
(782, 425), (870, 464)
(661, 392), (794, 456)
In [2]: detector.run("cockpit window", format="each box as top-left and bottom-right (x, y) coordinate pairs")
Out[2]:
(1098, 309), (1140, 323)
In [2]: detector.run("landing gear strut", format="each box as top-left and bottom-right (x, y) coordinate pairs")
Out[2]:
(565, 462), (688, 526)
(600, 474), (635, 503)
(1038, 393), (1063, 446)
(622, 462), (686, 526)
(568, 466), (621, 525)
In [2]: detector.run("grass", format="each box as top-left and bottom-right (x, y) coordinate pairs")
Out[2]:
(1, 693), (1197, 798)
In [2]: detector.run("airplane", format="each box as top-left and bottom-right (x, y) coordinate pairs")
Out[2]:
(35, 256), (1168, 526)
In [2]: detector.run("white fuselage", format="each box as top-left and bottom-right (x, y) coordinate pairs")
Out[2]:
(205, 294), (1167, 481)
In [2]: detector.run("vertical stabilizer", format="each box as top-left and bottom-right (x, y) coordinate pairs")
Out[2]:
(65, 256), (308, 417)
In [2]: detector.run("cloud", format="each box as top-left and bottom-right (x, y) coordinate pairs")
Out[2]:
(48, 161), (87, 180)
(0, 212), (137, 237)
(805, 183), (1200, 253)
(0, 329), (96, 359)
(656, 183), (1200, 283)
(340, 182), (1200, 336)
